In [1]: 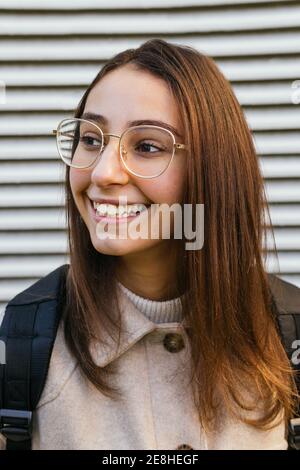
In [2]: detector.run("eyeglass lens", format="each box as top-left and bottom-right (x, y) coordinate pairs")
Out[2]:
(56, 119), (174, 177)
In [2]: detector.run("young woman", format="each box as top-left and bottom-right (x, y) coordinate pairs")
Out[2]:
(1, 38), (299, 450)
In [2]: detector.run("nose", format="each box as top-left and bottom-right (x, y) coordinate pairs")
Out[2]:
(90, 134), (130, 187)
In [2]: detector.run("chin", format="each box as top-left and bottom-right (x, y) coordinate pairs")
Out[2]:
(90, 234), (162, 257)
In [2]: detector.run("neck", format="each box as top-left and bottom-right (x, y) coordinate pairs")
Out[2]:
(116, 240), (183, 301)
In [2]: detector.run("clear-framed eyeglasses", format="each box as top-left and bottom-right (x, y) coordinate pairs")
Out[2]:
(52, 117), (188, 179)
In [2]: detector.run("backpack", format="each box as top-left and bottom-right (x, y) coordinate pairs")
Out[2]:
(0, 264), (299, 450)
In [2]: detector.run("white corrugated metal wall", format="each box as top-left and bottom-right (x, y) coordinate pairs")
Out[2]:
(0, 0), (300, 315)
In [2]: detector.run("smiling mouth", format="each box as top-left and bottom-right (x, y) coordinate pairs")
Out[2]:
(89, 199), (151, 219)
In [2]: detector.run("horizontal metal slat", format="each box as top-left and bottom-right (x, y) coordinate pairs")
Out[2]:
(245, 107), (300, 131)
(0, 255), (69, 280)
(0, 108), (299, 136)
(0, 231), (68, 254)
(0, 182), (300, 208)
(255, 133), (300, 155)
(0, 34), (300, 62)
(0, 161), (66, 183)
(265, 181), (300, 203)
(0, 230), (297, 253)
(0, 64), (99, 86)
(0, 185), (65, 207)
(265, 228), (300, 250)
(0, 137), (58, 159)
(1, 158), (300, 185)
(0, 133), (299, 160)
(265, 251), (300, 273)
(1, 58), (300, 87)
(0, 6), (299, 36)
(268, 204), (300, 226)
(0, 113), (68, 136)
(0, 205), (298, 231)
(0, 208), (67, 230)
(0, 0), (293, 10)
(259, 157), (300, 178)
(218, 57), (300, 81)
(234, 83), (300, 106)
(2, 82), (299, 111)
(2, 88), (83, 111)
(0, 255), (69, 278)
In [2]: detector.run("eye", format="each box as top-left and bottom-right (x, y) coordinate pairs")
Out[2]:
(80, 134), (102, 148)
(135, 141), (163, 153)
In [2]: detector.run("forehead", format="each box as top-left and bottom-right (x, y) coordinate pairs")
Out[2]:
(83, 64), (182, 131)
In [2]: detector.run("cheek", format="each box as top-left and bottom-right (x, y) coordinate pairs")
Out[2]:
(69, 167), (90, 195)
(141, 165), (186, 204)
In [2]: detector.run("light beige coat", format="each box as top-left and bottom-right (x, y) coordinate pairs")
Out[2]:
(0, 285), (288, 450)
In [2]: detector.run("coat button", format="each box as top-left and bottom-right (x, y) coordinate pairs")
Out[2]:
(176, 443), (194, 450)
(163, 332), (185, 353)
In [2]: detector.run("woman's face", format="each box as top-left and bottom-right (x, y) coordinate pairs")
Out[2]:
(69, 64), (187, 256)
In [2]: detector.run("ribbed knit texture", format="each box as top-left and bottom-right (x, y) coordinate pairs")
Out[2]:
(117, 281), (183, 324)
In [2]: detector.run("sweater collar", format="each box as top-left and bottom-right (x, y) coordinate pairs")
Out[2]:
(89, 283), (189, 368)
(116, 280), (183, 324)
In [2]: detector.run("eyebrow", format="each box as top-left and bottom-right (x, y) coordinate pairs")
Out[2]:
(81, 112), (183, 139)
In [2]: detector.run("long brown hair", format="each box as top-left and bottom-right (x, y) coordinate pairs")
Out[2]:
(63, 38), (299, 433)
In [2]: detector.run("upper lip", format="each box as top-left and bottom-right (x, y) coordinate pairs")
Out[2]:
(88, 196), (150, 206)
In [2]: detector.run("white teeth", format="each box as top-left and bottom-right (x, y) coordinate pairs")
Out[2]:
(118, 205), (126, 216)
(92, 201), (148, 217)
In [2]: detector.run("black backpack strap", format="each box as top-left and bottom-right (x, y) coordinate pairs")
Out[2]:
(268, 273), (300, 450)
(0, 263), (69, 450)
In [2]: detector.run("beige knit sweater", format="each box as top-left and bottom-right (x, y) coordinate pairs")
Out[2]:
(0, 280), (288, 450)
